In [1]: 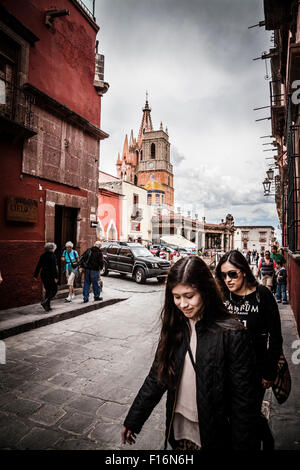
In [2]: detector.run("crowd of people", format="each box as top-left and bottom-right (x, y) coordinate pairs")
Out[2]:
(33, 241), (104, 311)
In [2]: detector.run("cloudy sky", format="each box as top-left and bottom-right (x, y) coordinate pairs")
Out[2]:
(95, 0), (280, 237)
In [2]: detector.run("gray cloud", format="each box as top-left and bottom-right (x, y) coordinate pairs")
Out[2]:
(96, 0), (279, 229)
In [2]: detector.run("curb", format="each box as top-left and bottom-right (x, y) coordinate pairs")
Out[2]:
(0, 298), (126, 340)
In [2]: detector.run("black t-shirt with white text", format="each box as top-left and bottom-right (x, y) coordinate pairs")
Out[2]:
(224, 285), (282, 380)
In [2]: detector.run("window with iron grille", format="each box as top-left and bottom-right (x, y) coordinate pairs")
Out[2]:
(0, 31), (18, 119)
(0, 30), (35, 132)
(285, 97), (300, 252)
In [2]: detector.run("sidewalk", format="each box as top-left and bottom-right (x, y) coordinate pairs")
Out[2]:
(267, 302), (300, 450)
(0, 286), (128, 340)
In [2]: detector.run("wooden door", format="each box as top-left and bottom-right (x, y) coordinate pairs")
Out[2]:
(54, 205), (78, 285)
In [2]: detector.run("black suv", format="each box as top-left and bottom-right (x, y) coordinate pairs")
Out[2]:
(101, 242), (171, 284)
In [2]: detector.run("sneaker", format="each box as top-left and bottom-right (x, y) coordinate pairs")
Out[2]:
(282, 301), (289, 304)
(41, 300), (50, 312)
(65, 295), (72, 302)
(94, 297), (103, 301)
(83, 299), (89, 303)
(71, 293), (75, 300)
(276, 299), (281, 303)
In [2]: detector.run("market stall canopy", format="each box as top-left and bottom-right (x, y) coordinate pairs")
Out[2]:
(160, 234), (196, 249)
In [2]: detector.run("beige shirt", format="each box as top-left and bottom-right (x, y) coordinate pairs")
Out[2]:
(173, 318), (201, 447)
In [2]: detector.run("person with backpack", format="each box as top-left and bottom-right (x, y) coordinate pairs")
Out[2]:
(215, 250), (283, 450)
(61, 241), (79, 302)
(79, 241), (104, 303)
(256, 250), (276, 292)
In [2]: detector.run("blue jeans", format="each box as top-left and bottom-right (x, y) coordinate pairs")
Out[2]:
(83, 269), (101, 301)
(276, 283), (287, 302)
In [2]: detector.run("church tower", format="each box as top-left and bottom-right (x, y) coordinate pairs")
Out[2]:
(116, 96), (174, 209)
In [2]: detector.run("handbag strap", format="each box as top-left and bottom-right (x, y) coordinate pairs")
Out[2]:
(184, 329), (199, 376)
(66, 250), (77, 266)
(66, 250), (72, 263)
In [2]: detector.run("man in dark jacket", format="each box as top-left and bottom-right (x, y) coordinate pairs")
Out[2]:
(79, 241), (103, 303)
(33, 242), (59, 312)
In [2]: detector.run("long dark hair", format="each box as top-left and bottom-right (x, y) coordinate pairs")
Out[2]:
(156, 255), (230, 387)
(215, 250), (258, 298)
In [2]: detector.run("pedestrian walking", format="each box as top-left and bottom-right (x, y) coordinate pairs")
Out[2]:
(255, 252), (260, 268)
(216, 250), (283, 450)
(270, 246), (286, 294)
(279, 248), (286, 264)
(79, 241), (103, 303)
(256, 250), (276, 291)
(275, 260), (288, 304)
(33, 242), (59, 312)
(122, 256), (260, 450)
(172, 249), (181, 264)
(61, 241), (79, 302)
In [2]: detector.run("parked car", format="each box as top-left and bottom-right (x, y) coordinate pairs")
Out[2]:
(101, 242), (171, 284)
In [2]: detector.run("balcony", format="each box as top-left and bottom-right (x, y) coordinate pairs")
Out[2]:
(269, 80), (285, 137)
(0, 81), (36, 140)
(259, 238), (267, 243)
(94, 53), (109, 96)
(131, 206), (143, 221)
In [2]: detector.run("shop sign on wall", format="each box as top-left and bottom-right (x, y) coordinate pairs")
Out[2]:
(6, 196), (38, 223)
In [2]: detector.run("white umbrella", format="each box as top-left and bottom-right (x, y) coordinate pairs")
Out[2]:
(160, 234), (196, 249)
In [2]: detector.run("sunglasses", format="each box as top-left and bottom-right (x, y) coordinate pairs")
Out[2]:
(220, 270), (241, 280)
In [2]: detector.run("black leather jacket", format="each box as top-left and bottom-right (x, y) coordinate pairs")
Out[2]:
(124, 317), (260, 450)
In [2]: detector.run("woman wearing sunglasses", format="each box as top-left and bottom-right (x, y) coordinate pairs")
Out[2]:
(216, 250), (283, 450)
(122, 256), (260, 450)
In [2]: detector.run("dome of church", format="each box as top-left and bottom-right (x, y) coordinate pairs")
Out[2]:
(144, 179), (165, 192)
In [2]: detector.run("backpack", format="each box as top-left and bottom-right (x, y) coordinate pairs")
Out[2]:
(80, 248), (92, 269)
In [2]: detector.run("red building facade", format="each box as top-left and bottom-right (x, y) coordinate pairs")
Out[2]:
(0, 0), (109, 309)
(261, 0), (300, 333)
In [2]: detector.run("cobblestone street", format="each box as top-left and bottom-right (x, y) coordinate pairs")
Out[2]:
(0, 277), (166, 450)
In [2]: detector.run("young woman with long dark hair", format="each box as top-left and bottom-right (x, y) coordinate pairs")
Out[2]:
(121, 256), (260, 450)
(215, 250), (283, 450)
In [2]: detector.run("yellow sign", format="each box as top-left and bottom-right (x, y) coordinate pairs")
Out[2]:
(6, 196), (38, 223)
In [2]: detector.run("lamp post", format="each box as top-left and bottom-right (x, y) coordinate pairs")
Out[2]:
(263, 177), (271, 195)
(266, 167), (274, 180)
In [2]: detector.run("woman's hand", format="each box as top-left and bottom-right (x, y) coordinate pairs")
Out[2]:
(121, 426), (136, 445)
(262, 378), (274, 389)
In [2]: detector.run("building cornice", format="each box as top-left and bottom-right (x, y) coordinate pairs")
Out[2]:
(23, 82), (109, 140)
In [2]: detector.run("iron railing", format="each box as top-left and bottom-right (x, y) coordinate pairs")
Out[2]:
(75, 0), (95, 20)
(0, 79), (35, 130)
(269, 79), (285, 107)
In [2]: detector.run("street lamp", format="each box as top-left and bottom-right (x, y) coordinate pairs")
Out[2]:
(263, 177), (271, 195)
(266, 167), (274, 180)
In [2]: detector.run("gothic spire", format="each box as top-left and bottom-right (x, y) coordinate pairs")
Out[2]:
(122, 134), (129, 159)
(138, 92), (153, 140)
